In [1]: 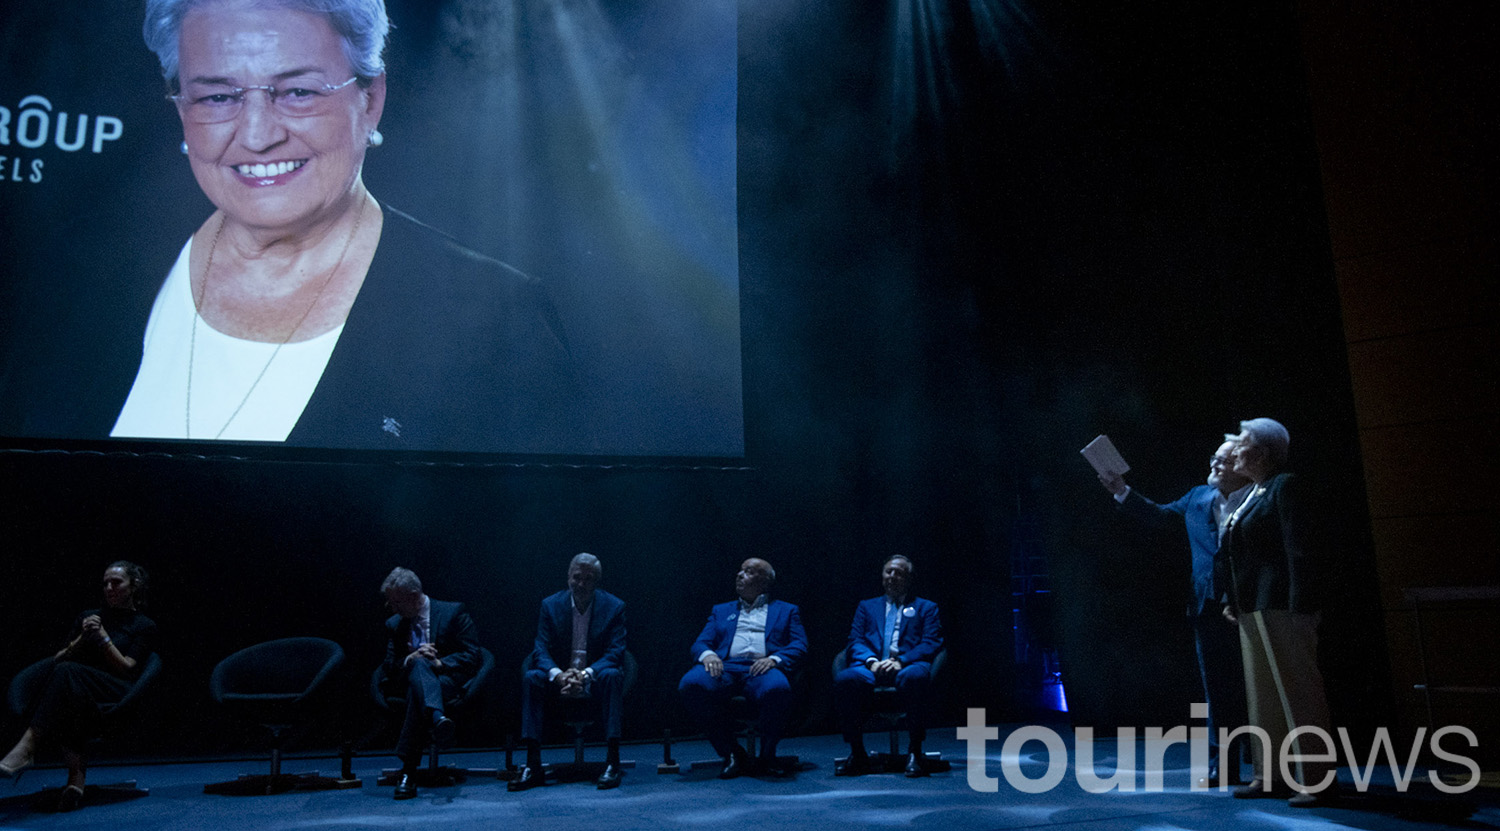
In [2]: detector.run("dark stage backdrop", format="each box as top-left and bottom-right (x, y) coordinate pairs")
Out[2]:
(0, 0), (1385, 758)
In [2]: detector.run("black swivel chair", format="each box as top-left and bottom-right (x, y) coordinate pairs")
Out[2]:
(202, 637), (358, 795)
(372, 646), (497, 787)
(523, 650), (637, 784)
(831, 647), (950, 773)
(5, 653), (164, 808)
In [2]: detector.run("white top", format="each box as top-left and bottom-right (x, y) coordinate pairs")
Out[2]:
(111, 238), (343, 442)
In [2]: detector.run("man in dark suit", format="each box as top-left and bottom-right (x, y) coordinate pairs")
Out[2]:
(510, 553), (628, 791)
(1098, 437), (1252, 787)
(678, 558), (807, 778)
(833, 555), (944, 777)
(380, 567), (482, 800)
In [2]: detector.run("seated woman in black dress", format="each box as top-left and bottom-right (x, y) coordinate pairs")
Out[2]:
(0, 561), (158, 809)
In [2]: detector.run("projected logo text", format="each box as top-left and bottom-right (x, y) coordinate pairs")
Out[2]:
(0, 94), (125, 183)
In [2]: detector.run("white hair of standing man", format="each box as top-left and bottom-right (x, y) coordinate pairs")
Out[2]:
(1239, 417), (1290, 470)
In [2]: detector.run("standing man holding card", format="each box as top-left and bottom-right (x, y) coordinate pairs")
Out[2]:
(1092, 434), (1252, 788)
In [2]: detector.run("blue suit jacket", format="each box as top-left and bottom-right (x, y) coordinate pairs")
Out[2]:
(382, 599), (482, 685)
(1119, 485), (1223, 616)
(846, 596), (943, 667)
(529, 589), (627, 675)
(690, 599), (807, 672)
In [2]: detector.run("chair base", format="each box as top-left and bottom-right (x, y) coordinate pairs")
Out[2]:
(543, 759), (635, 784)
(377, 763), (498, 787)
(686, 753), (801, 775)
(836, 750), (950, 774)
(204, 770), (360, 796)
(22, 780), (150, 812)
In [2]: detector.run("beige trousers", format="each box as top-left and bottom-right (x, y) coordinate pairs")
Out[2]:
(1239, 609), (1335, 790)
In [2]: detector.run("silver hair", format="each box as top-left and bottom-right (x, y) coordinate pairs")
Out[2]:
(143, 0), (390, 86)
(883, 554), (915, 574)
(380, 566), (422, 595)
(570, 552), (602, 576)
(1239, 417), (1290, 470)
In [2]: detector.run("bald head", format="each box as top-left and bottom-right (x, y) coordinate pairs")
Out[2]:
(735, 558), (775, 602)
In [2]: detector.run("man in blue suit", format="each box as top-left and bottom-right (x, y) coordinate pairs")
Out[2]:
(380, 567), (483, 800)
(678, 558), (807, 778)
(511, 553), (628, 791)
(833, 555), (944, 777)
(1099, 437), (1252, 787)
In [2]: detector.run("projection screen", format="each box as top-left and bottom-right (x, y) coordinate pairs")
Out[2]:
(0, 0), (742, 460)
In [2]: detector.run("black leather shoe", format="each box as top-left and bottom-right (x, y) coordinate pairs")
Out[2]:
(1289, 786), (1338, 808)
(595, 764), (622, 789)
(904, 752), (928, 778)
(718, 751), (747, 780)
(835, 755), (871, 777)
(431, 716), (456, 748)
(393, 773), (418, 800)
(507, 765), (543, 792)
(759, 756), (794, 777)
(56, 784), (84, 812)
(1233, 779), (1292, 799)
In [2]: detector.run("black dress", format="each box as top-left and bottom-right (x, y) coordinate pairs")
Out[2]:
(27, 608), (157, 749)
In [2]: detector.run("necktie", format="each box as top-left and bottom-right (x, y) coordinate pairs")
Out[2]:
(883, 604), (899, 659)
(409, 619), (424, 651)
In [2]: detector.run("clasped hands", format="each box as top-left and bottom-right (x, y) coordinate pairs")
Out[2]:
(552, 668), (591, 698)
(405, 643), (444, 669)
(869, 658), (903, 681)
(57, 615), (110, 661)
(700, 652), (777, 679)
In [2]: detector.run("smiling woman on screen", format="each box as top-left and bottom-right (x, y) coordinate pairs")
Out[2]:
(113, 0), (587, 453)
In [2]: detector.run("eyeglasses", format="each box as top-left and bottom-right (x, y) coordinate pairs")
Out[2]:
(1209, 456), (1234, 468)
(170, 77), (359, 124)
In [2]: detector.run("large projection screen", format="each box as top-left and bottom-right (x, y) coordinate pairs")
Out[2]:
(0, 0), (742, 460)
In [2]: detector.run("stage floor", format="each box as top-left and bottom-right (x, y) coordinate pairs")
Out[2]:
(0, 730), (1493, 831)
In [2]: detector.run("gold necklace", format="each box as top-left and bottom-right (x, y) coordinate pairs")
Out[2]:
(186, 196), (367, 440)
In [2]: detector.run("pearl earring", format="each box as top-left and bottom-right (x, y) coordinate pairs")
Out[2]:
(180, 141), (189, 155)
(367, 129), (384, 147)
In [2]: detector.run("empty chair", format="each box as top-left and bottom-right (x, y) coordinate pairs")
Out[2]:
(203, 637), (356, 796)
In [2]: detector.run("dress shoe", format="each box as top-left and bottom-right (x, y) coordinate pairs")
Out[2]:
(904, 752), (928, 778)
(1232, 779), (1291, 799)
(759, 756), (794, 777)
(1289, 786), (1338, 808)
(0, 758), (31, 785)
(718, 751), (748, 780)
(507, 765), (543, 792)
(595, 764), (622, 789)
(393, 772), (418, 800)
(431, 716), (456, 748)
(56, 784), (84, 812)
(834, 754), (872, 777)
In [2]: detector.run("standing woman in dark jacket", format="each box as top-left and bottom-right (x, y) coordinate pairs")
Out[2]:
(1218, 418), (1335, 807)
(0, 561), (158, 809)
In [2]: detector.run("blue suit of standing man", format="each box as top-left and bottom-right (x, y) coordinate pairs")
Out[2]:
(834, 555), (944, 777)
(1099, 437), (1252, 787)
(678, 558), (807, 779)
